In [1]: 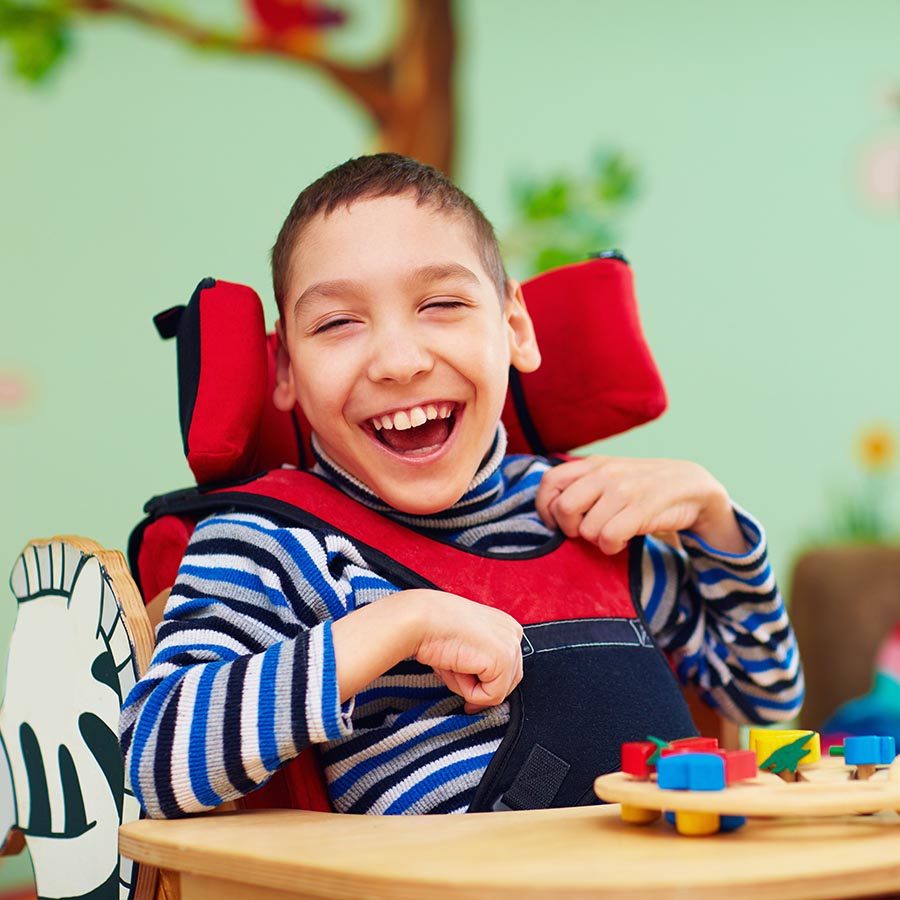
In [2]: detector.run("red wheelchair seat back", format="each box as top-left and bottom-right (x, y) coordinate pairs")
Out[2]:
(129, 253), (666, 812)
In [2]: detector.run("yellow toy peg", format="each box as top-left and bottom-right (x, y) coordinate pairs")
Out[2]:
(674, 810), (720, 836)
(620, 804), (660, 825)
(749, 729), (821, 777)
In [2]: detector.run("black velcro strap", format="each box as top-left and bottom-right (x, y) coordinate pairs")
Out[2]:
(494, 744), (570, 811)
(153, 305), (185, 340)
(508, 367), (546, 456)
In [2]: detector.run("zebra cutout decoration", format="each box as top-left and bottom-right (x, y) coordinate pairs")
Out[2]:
(0, 539), (150, 900)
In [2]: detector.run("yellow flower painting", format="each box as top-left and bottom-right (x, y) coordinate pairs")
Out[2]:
(857, 425), (896, 473)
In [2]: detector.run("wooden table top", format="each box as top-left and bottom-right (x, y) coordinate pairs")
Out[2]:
(119, 805), (900, 899)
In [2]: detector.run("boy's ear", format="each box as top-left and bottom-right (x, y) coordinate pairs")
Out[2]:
(273, 319), (298, 412)
(504, 280), (541, 374)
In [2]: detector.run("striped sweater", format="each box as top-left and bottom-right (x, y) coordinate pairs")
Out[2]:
(120, 429), (803, 818)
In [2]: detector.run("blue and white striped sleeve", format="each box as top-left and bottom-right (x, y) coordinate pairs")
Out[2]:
(640, 506), (804, 725)
(119, 513), (355, 819)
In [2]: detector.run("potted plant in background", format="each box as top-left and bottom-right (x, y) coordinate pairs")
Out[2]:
(790, 424), (900, 735)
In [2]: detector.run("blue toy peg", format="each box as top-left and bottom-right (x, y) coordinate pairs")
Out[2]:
(718, 815), (747, 832)
(844, 735), (896, 766)
(657, 752), (726, 792)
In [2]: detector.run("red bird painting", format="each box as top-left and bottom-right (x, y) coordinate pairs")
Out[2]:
(245, 0), (346, 34)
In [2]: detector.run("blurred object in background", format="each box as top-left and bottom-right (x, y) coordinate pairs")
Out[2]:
(792, 545), (900, 733)
(859, 81), (900, 209)
(0, 889), (34, 900)
(799, 423), (897, 547)
(502, 151), (638, 277)
(822, 623), (900, 748)
(791, 422), (900, 732)
(861, 136), (900, 210)
(0, 371), (31, 413)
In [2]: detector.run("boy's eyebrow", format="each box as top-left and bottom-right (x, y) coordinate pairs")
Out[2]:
(404, 262), (482, 290)
(292, 263), (482, 317)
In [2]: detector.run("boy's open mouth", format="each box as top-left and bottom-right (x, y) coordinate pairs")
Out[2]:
(365, 402), (459, 457)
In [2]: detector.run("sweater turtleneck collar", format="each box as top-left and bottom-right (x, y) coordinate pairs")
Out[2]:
(310, 424), (512, 532)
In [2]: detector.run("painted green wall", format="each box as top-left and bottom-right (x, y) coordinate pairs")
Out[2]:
(2, 0), (900, 887)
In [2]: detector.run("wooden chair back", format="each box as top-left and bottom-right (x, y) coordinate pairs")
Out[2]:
(0, 537), (158, 900)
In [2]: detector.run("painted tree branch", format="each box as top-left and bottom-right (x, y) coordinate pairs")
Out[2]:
(70, 0), (393, 120)
(66, 0), (456, 172)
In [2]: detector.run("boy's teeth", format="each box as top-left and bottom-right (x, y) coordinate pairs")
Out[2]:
(370, 403), (455, 431)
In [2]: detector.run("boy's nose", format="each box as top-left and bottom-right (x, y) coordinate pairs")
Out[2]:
(366, 332), (434, 384)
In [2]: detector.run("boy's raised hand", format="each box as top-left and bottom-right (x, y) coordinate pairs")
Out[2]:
(535, 456), (748, 555)
(332, 588), (524, 715)
(411, 590), (524, 714)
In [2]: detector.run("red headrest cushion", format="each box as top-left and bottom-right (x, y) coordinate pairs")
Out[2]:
(165, 257), (665, 485)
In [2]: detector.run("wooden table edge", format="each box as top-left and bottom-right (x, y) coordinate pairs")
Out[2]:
(119, 806), (900, 900)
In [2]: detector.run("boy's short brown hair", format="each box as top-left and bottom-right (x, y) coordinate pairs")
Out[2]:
(271, 153), (509, 315)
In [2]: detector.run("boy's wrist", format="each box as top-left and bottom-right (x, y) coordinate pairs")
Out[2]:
(331, 590), (429, 703)
(385, 589), (430, 660)
(691, 491), (747, 554)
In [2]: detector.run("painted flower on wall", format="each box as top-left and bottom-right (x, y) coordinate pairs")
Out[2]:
(860, 137), (900, 209)
(857, 423), (896, 472)
(819, 423), (897, 544)
(0, 369), (31, 412)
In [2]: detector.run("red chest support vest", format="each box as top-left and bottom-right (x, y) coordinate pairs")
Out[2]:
(136, 467), (698, 813)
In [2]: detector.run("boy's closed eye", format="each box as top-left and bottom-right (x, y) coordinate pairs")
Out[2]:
(312, 299), (469, 334)
(313, 316), (357, 334)
(421, 299), (468, 312)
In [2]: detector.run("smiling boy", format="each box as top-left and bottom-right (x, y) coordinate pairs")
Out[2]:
(272, 193), (534, 517)
(121, 154), (803, 818)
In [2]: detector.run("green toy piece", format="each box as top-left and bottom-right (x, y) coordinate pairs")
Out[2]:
(759, 732), (813, 775)
(646, 735), (670, 766)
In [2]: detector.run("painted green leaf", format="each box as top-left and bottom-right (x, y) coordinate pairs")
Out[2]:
(503, 150), (639, 279)
(521, 179), (571, 221)
(0, 1), (71, 83)
(595, 152), (638, 204)
(759, 732), (813, 774)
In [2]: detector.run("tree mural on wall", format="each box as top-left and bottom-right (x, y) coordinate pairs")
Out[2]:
(2, 0), (641, 276)
(0, 0), (457, 173)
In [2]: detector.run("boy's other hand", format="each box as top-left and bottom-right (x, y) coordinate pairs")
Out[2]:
(536, 456), (747, 555)
(409, 590), (524, 714)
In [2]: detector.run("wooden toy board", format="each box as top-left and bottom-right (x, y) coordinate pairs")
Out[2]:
(594, 755), (900, 818)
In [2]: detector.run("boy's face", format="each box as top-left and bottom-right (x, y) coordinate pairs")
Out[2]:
(274, 194), (540, 515)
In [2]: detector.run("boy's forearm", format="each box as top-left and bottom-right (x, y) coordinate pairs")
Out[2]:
(331, 590), (425, 702)
(122, 631), (326, 818)
(645, 508), (804, 725)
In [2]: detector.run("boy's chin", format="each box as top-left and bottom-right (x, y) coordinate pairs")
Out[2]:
(373, 480), (468, 516)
